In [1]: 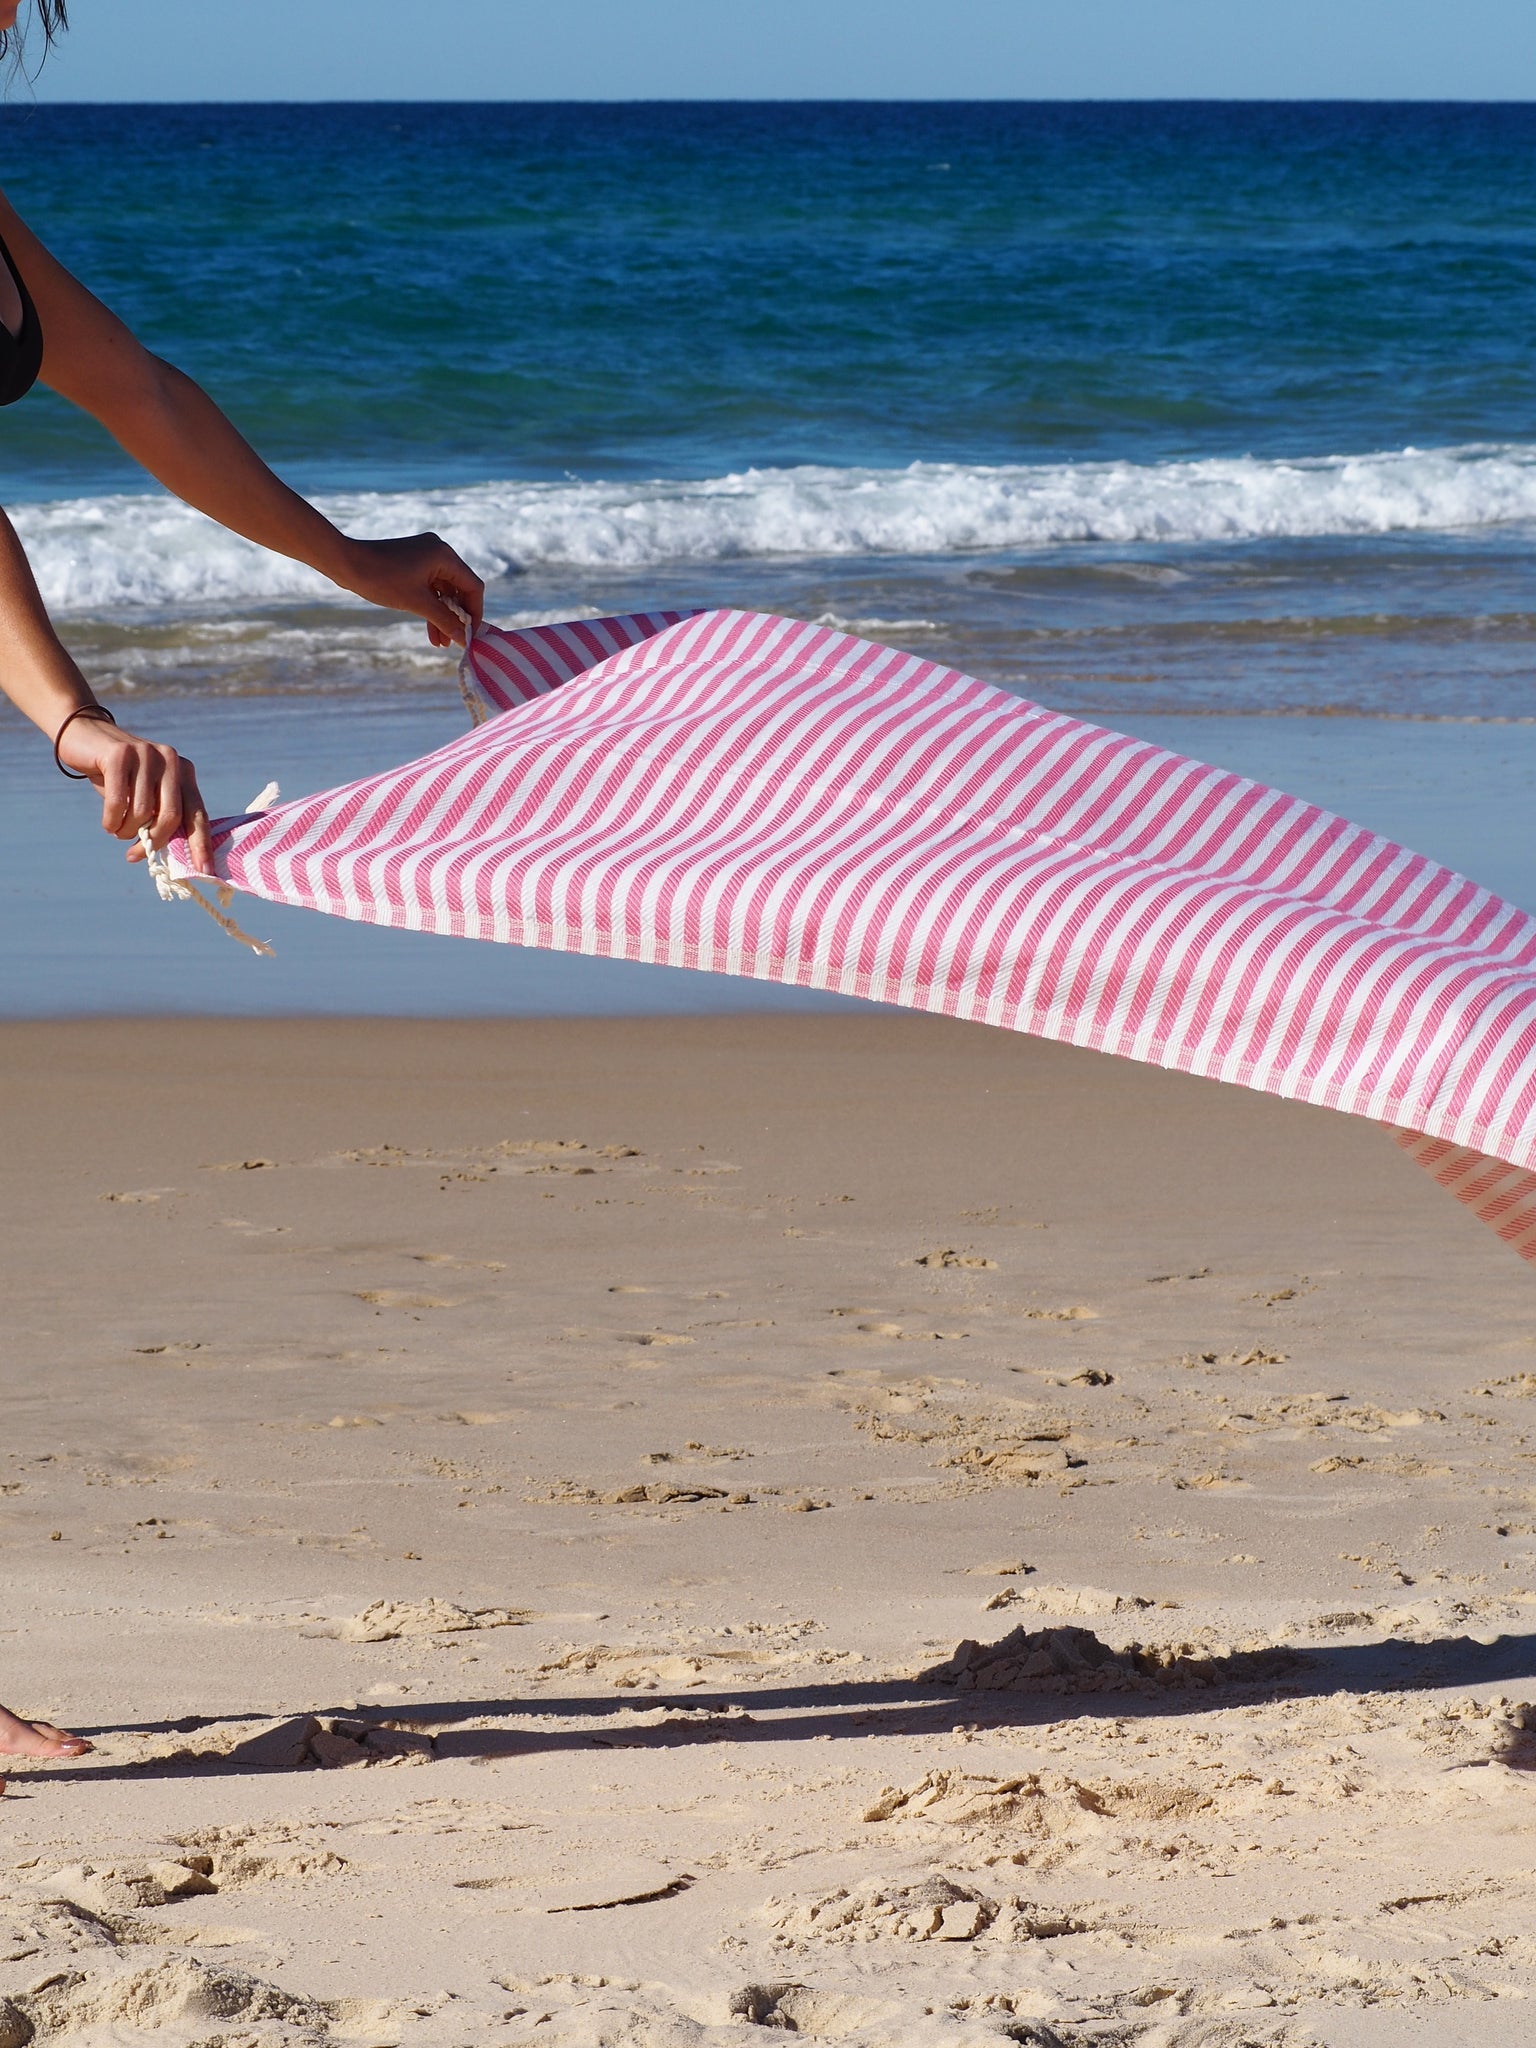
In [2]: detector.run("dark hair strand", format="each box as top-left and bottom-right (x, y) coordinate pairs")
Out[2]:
(0, 1), (68, 69)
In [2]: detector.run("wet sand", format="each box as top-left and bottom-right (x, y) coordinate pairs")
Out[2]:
(1, 1014), (1533, 2047)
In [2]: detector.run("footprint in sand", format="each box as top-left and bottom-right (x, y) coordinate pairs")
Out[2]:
(410, 1252), (506, 1272)
(1026, 1365), (1115, 1386)
(1249, 1282), (1309, 1303)
(829, 1311), (965, 1341)
(830, 1308), (906, 1336)
(642, 1444), (747, 1465)
(354, 1290), (458, 1310)
(131, 1343), (216, 1370)
(1178, 1346), (1287, 1369)
(609, 1284), (730, 1299)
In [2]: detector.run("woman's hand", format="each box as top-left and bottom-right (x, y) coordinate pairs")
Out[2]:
(55, 714), (215, 875)
(338, 533), (485, 648)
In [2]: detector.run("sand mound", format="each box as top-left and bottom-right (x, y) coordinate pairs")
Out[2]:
(163, 1713), (437, 1772)
(534, 1619), (847, 1692)
(730, 1980), (1060, 2042)
(587, 1702), (756, 1746)
(338, 1597), (529, 1641)
(923, 1623), (1294, 1694)
(531, 1477), (730, 1505)
(535, 1644), (745, 1690)
(25, 1957), (324, 2037)
(171, 1822), (353, 1884)
(863, 1767), (1223, 1842)
(768, 1873), (1091, 1946)
(983, 1583), (1154, 1616)
(29, 1857), (215, 1913)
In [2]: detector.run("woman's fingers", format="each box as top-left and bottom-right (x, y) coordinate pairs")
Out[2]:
(125, 747), (162, 842)
(180, 756), (214, 874)
(96, 738), (135, 837)
(148, 746), (185, 849)
(424, 563), (485, 646)
(421, 589), (464, 644)
(437, 551), (485, 627)
(140, 745), (173, 844)
(119, 751), (158, 835)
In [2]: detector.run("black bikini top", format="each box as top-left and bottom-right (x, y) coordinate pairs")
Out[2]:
(0, 233), (42, 408)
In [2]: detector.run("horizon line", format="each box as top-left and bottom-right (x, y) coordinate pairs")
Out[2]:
(13, 94), (1536, 109)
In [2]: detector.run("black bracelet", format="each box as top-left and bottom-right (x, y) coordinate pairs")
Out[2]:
(54, 703), (117, 780)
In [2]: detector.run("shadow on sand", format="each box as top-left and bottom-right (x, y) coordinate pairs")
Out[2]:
(14, 1624), (1536, 1789)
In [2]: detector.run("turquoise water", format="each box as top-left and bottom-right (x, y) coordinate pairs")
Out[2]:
(0, 103), (1534, 1008)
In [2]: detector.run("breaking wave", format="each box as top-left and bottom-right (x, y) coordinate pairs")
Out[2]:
(17, 443), (1536, 615)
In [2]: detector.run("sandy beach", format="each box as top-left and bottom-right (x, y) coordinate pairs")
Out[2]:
(5, 72), (1536, 2048)
(0, 1012), (1532, 2046)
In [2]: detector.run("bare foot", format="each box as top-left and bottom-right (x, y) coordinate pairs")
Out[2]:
(0, 1702), (92, 1792)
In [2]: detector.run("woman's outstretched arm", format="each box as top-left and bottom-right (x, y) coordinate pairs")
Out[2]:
(0, 188), (485, 649)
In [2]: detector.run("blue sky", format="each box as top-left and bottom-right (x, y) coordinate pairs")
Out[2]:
(29, 0), (1536, 102)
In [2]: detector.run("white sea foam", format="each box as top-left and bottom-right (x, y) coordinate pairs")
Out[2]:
(16, 444), (1536, 615)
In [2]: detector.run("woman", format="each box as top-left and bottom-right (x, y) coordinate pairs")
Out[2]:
(0, 0), (484, 1781)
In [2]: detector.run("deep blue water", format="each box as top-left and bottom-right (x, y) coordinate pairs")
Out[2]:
(8, 101), (1536, 489)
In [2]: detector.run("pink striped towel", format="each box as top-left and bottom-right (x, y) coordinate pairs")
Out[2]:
(170, 608), (1536, 1263)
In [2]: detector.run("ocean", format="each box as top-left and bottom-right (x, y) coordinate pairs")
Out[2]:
(3, 100), (1536, 1013)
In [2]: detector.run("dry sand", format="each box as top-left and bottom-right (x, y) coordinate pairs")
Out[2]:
(1, 1012), (1533, 2048)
